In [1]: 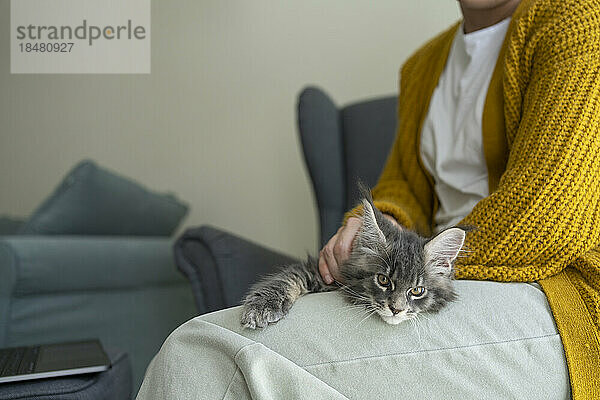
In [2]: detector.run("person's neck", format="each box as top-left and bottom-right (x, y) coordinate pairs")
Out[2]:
(460, 0), (521, 34)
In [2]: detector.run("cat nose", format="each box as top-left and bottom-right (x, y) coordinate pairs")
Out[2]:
(389, 305), (403, 315)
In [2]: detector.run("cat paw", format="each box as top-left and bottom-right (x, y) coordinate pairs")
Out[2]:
(240, 296), (291, 329)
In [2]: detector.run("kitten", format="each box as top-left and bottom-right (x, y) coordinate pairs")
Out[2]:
(240, 196), (467, 329)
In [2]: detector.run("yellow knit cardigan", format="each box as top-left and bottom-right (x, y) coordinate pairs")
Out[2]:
(348, 0), (600, 396)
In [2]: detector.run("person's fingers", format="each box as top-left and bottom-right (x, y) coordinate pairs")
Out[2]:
(332, 240), (346, 264)
(319, 218), (363, 285)
(321, 243), (340, 283)
(342, 217), (362, 248)
(319, 226), (343, 284)
(333, 228), (353, 264)
(382, 213), (401, 229)
(318, 252), (334, 285)
(331, 217), (362, 278)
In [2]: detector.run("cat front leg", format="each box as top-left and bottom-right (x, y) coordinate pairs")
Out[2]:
(240, 281), (296, 329)
(240, 258), (329, 329)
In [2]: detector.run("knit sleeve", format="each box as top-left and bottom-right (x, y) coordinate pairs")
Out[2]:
(456, 28), (600, 281)
(343, 132), (431, 235)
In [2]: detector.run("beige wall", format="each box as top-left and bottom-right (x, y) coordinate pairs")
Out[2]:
(0, 1), (460, 258)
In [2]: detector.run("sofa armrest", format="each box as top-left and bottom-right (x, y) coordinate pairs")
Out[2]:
(0, 236), (196, 391)
(174, 225), (298, 314)
(0, 236), (184, 298)
(0, 236), (188, 345)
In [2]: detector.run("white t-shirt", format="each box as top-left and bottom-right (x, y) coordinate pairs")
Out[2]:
(420, 18), (511, 232)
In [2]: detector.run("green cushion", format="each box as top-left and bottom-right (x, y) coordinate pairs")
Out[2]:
(20, 160), (188, 236)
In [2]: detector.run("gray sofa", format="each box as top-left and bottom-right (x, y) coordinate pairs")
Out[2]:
(174, 86), (398, 314)
(0, 161), (197, 394)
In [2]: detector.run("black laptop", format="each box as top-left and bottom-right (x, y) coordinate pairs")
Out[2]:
(0, 340), (110, 384)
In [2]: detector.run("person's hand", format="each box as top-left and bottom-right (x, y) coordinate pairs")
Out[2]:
(318, 213), (401, 285)
(382, 213), (400, 227)
(318, 217), (362, 285)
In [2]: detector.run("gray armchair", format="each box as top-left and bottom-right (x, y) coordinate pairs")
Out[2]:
(175, 86), (398, 314)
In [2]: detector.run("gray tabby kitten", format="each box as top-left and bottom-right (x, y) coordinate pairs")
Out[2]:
(241, 196), (467, 329)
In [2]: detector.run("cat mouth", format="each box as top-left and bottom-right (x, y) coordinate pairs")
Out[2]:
(377, 309), (410, 325)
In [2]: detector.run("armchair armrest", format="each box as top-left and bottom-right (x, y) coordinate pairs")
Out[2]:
(174, 225), (298, 314)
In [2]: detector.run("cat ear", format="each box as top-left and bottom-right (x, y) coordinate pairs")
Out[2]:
(359, 199), (386, 245)
(424, 227), (466, 275)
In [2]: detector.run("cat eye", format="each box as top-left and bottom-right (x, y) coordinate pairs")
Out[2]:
(376, 274), (391, 287)
(408, 286), (426, 298)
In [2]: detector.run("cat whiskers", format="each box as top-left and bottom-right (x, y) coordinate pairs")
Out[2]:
(408, 312), (434, 349)
(414, 313), (431, 323)
(355, 305), (380, 329)
(335, 303), (377, 330)
(332, 303), (369, 318)
(333, 280), (372, 303)
(407, 313), (423, 349)
(365, 251), (393, 272)
(332, 281), (382, 328)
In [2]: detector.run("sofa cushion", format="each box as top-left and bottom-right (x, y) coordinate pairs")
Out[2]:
(20, 160), (188, 236)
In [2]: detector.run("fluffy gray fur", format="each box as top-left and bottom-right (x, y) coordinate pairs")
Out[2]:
(241, 195), (467, 329)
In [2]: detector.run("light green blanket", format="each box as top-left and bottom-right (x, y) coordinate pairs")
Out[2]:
(137, 281), (569, 399)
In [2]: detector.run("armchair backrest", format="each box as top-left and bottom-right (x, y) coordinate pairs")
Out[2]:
(297, 86), (398, 247)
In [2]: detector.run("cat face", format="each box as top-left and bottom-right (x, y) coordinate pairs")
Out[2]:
(340, 200), (465, 325)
